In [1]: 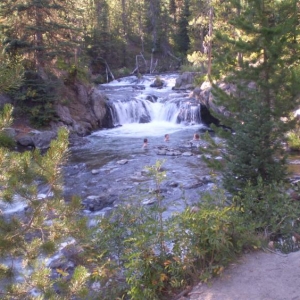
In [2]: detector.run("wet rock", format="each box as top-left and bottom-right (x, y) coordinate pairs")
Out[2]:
(139, 114), (151, 123)
(182, 181), (205, 189)
(49, 257), (68, 269)
(141, 168), (151, 176)
(166, 151), (176, 156)
(91, 169), (100, 175)
(150, 78), (165, 88)
(82, 194), (117, 211)
(130, 171), (148, 182)
(117, 159), (128, 165)
(17, 134), (34, 147)
(182, 151), (193, 156)
(157, 149), (167, 155)
(167, 181), (179, 188)
(146, 95), (158, 103)
(142, 198), (157, 205)
(173, 72), (197, 90)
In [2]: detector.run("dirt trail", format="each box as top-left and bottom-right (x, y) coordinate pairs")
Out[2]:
(186, 250), (300, 300)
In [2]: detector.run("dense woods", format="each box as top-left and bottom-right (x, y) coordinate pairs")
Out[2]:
(0, 0), (300, 299)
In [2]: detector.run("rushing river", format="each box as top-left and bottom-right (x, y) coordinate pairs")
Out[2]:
(63, 73), (300, 221)
(64, 73), (217, 219)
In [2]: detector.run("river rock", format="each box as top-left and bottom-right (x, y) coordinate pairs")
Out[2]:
(142, 198), (157, 205)
(53, 84), (109, 136)
(117, 159), (128, 165)
(173, 72), (198, 90)
(167, 181), (179, 187)
(17, 134), (34, 147)
(91, 169), (100, 175)
(146, 95), (158, 103)
(182, 151), (193, 156)
(157, 149), (167, 155)
(150, 77), (164, 88)
(32, 130), (57, 149)
(130, 172), (148, 182)
(82, 194), (117, 211)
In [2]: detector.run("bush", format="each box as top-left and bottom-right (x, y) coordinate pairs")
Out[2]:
(287, 131), (300, 151)
(233, 178), (300, 248)
(90, 162), (258, 299)
(0, 132), (16, 149)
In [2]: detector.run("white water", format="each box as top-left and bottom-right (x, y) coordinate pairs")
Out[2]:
(96, 73), (205, 137)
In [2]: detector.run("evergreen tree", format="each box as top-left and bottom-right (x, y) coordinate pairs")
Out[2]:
(169, 0), (177, 23)
(175, 0), (191, 54)
(211, 0), (300, 195)
(0, 0), (81, 72)
(0, 109), (91, 298)
(0, 51), (23, 93)
(0, 0), (84, 125)
(145, 0), (163, 53)
(83, 0), (114, 75)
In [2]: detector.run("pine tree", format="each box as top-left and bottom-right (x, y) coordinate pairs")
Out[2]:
(0, 53), (23, 94)
(210, 0), (300, 195)
(0, 0), (81, 72)
(175, 0), (191, 54)
(0, 110), (92, 298)
(0, 0), (84, 125)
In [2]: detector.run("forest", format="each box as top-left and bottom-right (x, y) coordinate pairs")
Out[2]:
(0, 0), (300, 299)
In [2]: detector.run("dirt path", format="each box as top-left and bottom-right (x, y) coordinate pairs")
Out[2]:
(185, 250), (300, 300)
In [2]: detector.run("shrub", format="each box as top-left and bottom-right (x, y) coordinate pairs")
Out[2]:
(287, 131), (300, 151)
(90, 161), (258, 299)
(233, 178), (300, 250)
(0, 132), (16, 149)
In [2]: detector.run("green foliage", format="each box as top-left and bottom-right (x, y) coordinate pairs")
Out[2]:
(209, 0), (300, 197)
(0, 104), (13, 128)
(89, 161), (258, 299)
(174, 0), (190, 54)
(10, 70), (59, 127)
(170, 205), (242, 282)
(186, 51), (207, 73)
(92, 75), (105, 85)
(193, 73), (206, 87)
(222, 98), (287, 195)
(0, 105), (92, 299)
(62, 64), (90, 86)
(0, 132), (16, 149)
(287, 131), (300, 151)
(180, 63), (203, 73)
(116, 67), (131, 78)
(287, 114), (300, 151)
(0, 52), (24, 93)
(233, 178), (300, 252)
(0, 0), (81, 70)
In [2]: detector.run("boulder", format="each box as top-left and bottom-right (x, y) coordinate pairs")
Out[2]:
(53, 83), (109, 136)
(16, 130), (58, 150)
(173, 72), (199, 90)
(32, 130), (57, 149)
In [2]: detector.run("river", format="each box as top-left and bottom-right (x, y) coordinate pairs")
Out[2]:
(63, 73), (218, 220)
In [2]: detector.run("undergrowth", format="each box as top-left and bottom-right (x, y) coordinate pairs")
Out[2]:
(89, 161), (264, 299)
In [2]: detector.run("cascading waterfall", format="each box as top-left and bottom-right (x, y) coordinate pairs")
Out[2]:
(107, 97), (202, 127)
(108, 99), (201, 126)
(102, 91), (201, 126)
(101, 73), (203, 127)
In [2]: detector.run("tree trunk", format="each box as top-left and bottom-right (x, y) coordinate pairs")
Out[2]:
(207, 6), (213, 77)
(34, 5), (44, 71)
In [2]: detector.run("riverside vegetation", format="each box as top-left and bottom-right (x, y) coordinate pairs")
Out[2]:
(1, 0), (300, 299)
(1, 115), (300, 299)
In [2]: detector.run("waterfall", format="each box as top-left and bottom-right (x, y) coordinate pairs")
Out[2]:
(100, 73), (203, 127)
(107, 96), (202, 126)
